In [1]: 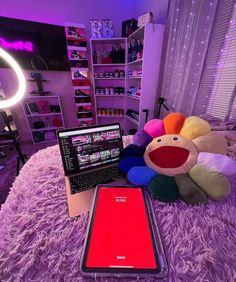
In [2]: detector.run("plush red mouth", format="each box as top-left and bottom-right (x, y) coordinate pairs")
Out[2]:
(148, 146), (190, 168)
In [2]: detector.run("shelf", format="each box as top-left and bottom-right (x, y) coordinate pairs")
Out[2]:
(69, 57), (87, 61)
(93, 64), (125, 67)
(127, 95), (140, 100)
(127, 59), (143, 65)
(67, 45), (87, 51)
(75, 103), (92, 106)
(94, 77), (125, 80)
(95, 95), (124, 97)
(24, 95), (60, 99)
(71, 67), (88, 72)
(126, 76), (142, 79)
(73, 86), (90, 90)
(66, 22), (85, 28)
(91, 38), (126, 43)
(66, 36), (86, 41)
(26, 113), (62, 117)
(31, 126), (64, 132)
(77, 117), (93, 121)
(97, 115), (124, 118)
(0, 136), (19, 145)
(126, 116), (139, 125)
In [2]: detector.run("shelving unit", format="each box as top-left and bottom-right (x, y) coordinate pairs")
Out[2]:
(22, 95), (65, 144)
(65, 22), (95, 127)
(125, 23), (164, 134)
(89, 23), (164, 134)
(90, 38), (127, 132)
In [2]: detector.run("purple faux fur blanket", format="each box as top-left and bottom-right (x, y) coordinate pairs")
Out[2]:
(0, 143), (236, 281)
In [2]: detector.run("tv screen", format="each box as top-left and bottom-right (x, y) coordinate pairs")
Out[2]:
(0, 17), (70, 71)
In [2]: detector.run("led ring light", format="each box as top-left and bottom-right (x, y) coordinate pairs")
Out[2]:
(0, 47), (26, 109)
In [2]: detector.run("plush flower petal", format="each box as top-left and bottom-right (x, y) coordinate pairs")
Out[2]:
(144, 119), (165, 138)
(127, 166), (156, 186)
(133, 129), (153, 148)
(148, 174), (179, 202)
(180, 116), (211, 140)
(174, 174), (208, 205)
(192, 132), (227, 154)
(118, 156), (146, 173)
(197, 152), (236, 176)
(189, 164), (230, 200)
(120, 144), (146, 158)
(163, 112), (186, 134)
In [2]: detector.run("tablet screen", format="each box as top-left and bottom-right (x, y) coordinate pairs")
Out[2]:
(82, 186), (160, 274)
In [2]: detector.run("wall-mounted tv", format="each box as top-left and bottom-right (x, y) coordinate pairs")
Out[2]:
(0, 17), (70, 71)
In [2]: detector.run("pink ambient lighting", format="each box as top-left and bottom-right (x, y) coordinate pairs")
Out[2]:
(0, 37), (33, 52)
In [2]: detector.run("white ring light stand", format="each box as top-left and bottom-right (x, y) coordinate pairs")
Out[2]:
(0, 47), (27, 174)
(0, 47), (26, 109)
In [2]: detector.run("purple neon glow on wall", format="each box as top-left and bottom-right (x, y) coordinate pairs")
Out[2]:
(0, 37), (33, 52)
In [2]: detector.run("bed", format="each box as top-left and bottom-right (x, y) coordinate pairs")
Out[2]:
(0, 135), (236, 281)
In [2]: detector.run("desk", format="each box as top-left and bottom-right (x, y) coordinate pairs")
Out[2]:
(0, 136), (236, 281)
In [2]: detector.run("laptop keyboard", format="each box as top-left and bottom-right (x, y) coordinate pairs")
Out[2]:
(69, 166), (124, 195)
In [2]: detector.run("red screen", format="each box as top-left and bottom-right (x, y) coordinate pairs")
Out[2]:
(86, 187), (157, 269)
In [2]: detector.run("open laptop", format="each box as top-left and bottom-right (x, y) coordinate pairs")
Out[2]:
(57, 123), (124, 217)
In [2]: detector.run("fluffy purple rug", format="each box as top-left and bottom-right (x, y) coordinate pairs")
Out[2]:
(0, 143), (236, 281)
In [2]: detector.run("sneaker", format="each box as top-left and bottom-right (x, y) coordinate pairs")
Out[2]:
(68, 27), (80, 38)
(78, 106), (91, 113)
(75, 89), (89, 96)
(75, 96), (91, 103)
(71, 51), (82, 59)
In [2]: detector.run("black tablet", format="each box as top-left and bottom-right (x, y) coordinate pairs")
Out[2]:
(80, 185), (168, 279)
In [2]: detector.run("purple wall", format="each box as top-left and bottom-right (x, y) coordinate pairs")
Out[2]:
(0, 0), (168, 35)
(0, 0), (137, 37)
(135, 0), (169, 24)
(0, 0), (169, 141)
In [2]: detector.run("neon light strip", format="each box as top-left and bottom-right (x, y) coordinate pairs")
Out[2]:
(0, 37), (33, 52)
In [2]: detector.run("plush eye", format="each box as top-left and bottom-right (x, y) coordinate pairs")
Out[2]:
(157, 139), (161, 142)
(173, 137), (178, 141)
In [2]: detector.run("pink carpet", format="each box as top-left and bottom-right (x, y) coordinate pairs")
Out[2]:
(0, 142), (236, 281)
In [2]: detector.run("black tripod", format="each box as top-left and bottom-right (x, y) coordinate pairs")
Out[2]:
(0, 110), (27, 175)
(157, 97), (170, 118)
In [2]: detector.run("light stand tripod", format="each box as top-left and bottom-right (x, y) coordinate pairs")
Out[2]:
(157, 97), (170, 118)
(0, 110), (27, 175)
(0, 47), (27, 175)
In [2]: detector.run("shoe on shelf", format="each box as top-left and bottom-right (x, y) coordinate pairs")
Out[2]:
(71, 51), (82, 59)
(75, 89), (89, 96)
(0, 151), (6, 158)
(68, 27), (81, 38)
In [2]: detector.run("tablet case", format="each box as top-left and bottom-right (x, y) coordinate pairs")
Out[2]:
(80, 185), (168, 279)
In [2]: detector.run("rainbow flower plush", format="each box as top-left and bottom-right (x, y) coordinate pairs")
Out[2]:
(119, 113), (236, 205)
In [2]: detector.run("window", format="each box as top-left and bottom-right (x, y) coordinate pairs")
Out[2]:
(193, 0), (236, 121)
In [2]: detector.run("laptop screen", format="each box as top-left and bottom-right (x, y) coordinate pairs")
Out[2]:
(57, 124), (123, 176)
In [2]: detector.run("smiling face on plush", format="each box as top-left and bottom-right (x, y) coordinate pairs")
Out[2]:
(144, 134), (198, 176)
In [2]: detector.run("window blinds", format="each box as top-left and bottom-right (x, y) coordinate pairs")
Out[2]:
(193, 0), (236, 121)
